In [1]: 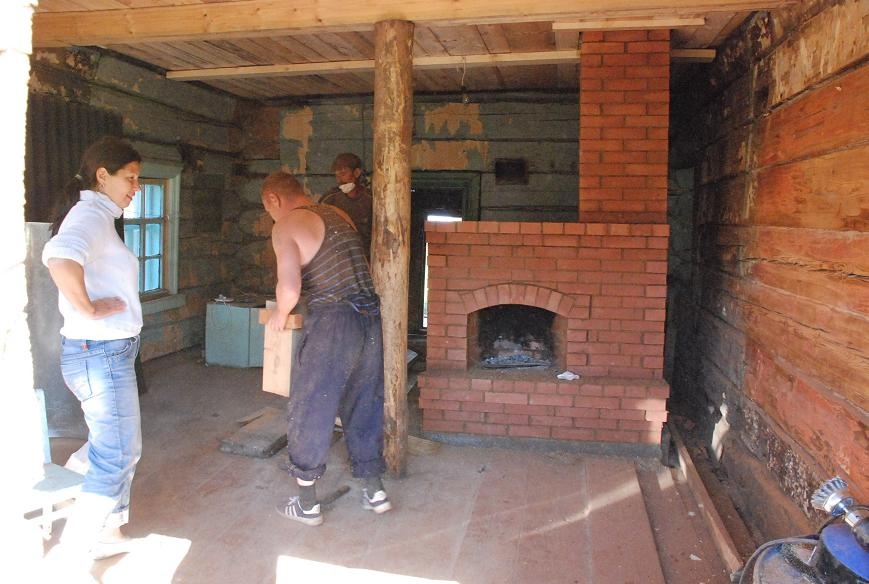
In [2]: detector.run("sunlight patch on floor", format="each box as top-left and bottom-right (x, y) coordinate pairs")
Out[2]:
(94, 533), (191, 584)
(276, 556), (459, 584)
(519, 475), (641, 538)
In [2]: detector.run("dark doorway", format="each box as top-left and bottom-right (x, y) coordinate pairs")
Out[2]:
(409, 172), (480, 333)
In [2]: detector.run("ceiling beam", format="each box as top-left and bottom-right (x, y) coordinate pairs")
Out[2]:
(33, 0), (797, 47)
(165, 48), (715, 81)
(553, 17), (706, 31)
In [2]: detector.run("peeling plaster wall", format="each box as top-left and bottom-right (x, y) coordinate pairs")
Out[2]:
(233, 94), (579, 295)
(28, 48), (243, 361)
(669, 0), (868, 540)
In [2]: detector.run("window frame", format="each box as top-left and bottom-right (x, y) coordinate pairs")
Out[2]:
(134, 160), (184, 315)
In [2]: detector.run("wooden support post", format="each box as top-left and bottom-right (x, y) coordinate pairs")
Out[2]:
(371, 19), (413, 477)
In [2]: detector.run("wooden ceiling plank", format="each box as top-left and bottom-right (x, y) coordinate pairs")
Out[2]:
(430, 25), (489, 56)
(501, 22), (554, 52)
(477, 25), (511, 54)
(165, 49), (583, 81)
(553, 16), (706, 30)
(272, 36), (333, 62)
(32, 0), (798, 47)
(413, 27), (448, 57)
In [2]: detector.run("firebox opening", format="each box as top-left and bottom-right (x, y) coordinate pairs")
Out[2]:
(469, 304), (562, 370)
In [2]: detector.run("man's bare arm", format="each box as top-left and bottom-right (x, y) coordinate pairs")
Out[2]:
(267, 219), (303, 332)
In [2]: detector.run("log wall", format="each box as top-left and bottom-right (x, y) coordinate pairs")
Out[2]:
(669, 0), (868, 538)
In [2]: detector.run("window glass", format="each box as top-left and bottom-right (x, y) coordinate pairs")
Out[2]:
(144, 184), (163, 218)
(144, 258), (161, 292)
(145, 223), (162, 256)
(124, 224), (141, 257)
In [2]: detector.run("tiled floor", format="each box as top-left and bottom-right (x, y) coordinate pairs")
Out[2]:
(44, 349), (731, 584)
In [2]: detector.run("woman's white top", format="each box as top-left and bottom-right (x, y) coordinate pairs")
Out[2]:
(42, 190), (143, 340)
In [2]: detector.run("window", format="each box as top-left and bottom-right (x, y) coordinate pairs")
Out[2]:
(124, 179), (167, 295)
(123, 161), (183, 314)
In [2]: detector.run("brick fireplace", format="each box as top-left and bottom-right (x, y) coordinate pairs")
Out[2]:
(419, 30), (671, 448)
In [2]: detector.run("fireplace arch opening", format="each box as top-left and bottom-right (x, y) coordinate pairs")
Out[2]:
(467, 304), (566, 370)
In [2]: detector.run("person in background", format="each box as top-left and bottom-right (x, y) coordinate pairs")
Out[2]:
(320, 152), (373, 260)
(262, 170), (391, 526)
(42, 136), (144, 574)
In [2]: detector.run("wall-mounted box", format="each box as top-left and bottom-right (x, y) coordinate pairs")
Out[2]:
(205, 301), (265, 368)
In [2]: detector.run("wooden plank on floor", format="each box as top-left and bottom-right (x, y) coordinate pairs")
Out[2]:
(671, 427), (743, 574)
(219, 407), (287, 458)
(586, 457), (666, 583)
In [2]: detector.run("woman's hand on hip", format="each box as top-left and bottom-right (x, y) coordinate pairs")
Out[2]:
(89, 297), (127, 319)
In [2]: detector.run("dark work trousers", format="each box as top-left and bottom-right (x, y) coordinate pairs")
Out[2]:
(285, 302), (386, 482)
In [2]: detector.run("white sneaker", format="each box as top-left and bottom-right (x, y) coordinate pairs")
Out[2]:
(361, 489), (392, 514)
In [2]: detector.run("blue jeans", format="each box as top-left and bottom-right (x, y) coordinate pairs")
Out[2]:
(286, 303), (386, 482)
(59, 336), (142, 542)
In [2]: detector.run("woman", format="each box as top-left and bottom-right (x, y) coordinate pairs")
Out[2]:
(42, 136), (144, 562)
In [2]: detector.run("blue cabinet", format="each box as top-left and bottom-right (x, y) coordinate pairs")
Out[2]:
(205, 302), (265, 367)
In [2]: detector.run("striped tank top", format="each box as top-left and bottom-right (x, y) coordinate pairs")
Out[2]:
(300, 204), (379, 312)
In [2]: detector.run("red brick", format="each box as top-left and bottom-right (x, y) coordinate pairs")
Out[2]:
(423, 419), (464, 433)
(575, 396), (620, 409)
(505, 404), (552, 416)
(485, 392), (528, 405)
(600, 408), (646, 420)
(596, 429), (640, 442)
(576, 417), (619, 430)
(498, 222), (521, 233)
(582, 41), (625, 54)
(519, 222), (542, 234)
(441, 389), (483, 402)
(514, 381), (536, 394)
(423, 409), (443, 420)
(604, 30), (649, 42)
(604, 78), (648, 91)
(444, 410), (485, 422)
(529, 394), (574, 407)
(530, 415), (573, 427)
(555, 406), (600, 418)
(582, 91), (627, 104)
(510, 425), (552, 439)
(648, 29), (670, 41)
(603, 53), (649, 67)
(465, 423), (508, 436)
(535, 381), (559, 394)
(492, 379), (515, 392)
(448, 255), (490, 269)
(626, 41), (670, 54)
(486, 412), (529, 425)
(624, 65), (669, 79)
(462, 401), (504, 414)
(621, 397), (667, 411)
(470, 378), (492, 390)
(553, 427), (595, 441)
(601, 103), (647, 116)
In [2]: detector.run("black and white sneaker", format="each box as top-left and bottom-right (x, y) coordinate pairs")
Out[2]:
(362, 488), (392, 514)
(276, 496), (323, 526)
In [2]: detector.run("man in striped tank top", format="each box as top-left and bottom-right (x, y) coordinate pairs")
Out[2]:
(261, 171), (391, 526)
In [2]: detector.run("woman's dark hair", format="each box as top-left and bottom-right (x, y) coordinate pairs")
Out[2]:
(50, 136), (142, 235)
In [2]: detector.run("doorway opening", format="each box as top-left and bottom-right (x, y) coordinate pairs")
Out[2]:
(409, 171), (480, 334)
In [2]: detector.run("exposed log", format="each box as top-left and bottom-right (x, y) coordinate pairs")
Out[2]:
(371, 19), (414, 477)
